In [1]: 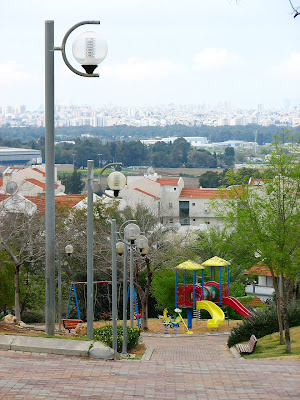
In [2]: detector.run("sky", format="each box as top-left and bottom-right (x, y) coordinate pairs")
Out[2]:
(0, 0), (299, 110)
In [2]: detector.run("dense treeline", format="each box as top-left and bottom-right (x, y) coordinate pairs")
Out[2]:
(1, 124), (299, 144)
(54, 137), (220, 168)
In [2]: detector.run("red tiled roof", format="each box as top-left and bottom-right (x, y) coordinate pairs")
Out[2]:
(156, 178), (180, 186)
(25, 178), (46, 190)
(0, 194), (86, 215)
(0, 177), (3, 188)
(134, 188), (160, 200)
(25, 178), (59, 190)
(28, 194), (87, 215)
(179, 188), (223, 199)
(32, 168), (46, 177)
(244, 265), (279, 277)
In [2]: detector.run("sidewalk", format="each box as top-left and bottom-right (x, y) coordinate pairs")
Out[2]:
(0, 333), (299, 399)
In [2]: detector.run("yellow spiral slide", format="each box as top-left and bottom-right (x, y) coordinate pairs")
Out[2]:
(196, 300), (225, 328)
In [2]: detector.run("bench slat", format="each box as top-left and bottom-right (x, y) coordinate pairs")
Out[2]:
(236, 335), (257, 354)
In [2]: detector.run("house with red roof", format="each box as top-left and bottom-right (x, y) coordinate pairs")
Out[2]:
(120, 173), (224, 229)
(0, 165), (65, 196)
(244, 265), (278, 301)
(0, 193), (86, 216)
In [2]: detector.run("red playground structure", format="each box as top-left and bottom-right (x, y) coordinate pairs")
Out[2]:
(175, 257), (251, 329)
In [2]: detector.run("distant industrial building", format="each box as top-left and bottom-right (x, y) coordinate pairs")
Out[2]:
(0, 147), (42, 165)
(140, 136), (208, 147)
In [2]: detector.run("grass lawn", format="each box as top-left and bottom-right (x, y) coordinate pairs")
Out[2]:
(242, 326), (300, 360)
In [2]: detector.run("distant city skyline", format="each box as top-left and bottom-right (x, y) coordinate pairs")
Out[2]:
(1, 102), (299, 129)
(1, 0), (299, 109)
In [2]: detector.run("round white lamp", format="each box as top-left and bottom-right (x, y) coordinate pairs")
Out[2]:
(72, 31), (108, 74)
(107, 171), (126, 197)
(65, 244), (74, 256)
(124, 223), (140, 244)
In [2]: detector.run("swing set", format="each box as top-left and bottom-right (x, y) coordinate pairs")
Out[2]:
(64, 280), (141, 329)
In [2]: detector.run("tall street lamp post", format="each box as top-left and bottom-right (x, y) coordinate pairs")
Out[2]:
(86, 163), (126, 344)
(45, 20), (107, 335)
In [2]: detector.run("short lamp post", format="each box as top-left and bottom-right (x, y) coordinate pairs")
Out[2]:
(97, 153), (102, 169)
(45, 20), (107, 335)
(116, 224), (149, 356)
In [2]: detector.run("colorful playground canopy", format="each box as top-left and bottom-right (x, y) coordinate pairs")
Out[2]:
(201, 256), (230, 267)
(176, 260), (204, 270)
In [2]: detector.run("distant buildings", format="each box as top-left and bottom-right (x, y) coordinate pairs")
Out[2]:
(0, 103), (299, 129)
(0, 147), (42, 165)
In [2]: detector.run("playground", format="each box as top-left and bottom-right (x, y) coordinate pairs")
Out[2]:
(91, 317), (240, 335)
(61, 256), (251, 336)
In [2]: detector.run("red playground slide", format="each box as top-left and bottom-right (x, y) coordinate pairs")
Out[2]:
(222, 296), (252, 318)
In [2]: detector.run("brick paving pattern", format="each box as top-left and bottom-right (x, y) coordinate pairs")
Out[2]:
(0, 334), (299, 399)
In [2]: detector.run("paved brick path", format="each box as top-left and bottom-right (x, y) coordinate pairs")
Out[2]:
(143, 334), (232, 362)
(0, 334), (299, 399)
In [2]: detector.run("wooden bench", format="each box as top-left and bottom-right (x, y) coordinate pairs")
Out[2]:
(62, 319), (83, 332)
(236, 334), (257, 354)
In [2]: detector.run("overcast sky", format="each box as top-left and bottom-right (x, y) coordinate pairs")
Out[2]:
(1, 0), (299, 109)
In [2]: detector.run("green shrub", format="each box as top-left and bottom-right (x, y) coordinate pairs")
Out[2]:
(227, 300), (300, 347)
(94, 325), (141, 352)
(222, 305), (244, 320)
(21, 311), (44, 323)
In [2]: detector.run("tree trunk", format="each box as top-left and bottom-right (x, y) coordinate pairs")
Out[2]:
(14, 265), (21, 322)
(271, 272), (284, 345)
(141, 296), (148, 331)
(276, 298), (285, 345)
(282, 279), (291, 353)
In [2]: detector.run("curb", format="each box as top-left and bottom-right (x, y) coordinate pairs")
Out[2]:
(0, 335), (113, 359)
(142, 332), (230, 338)
(230, 346), (241, 360)
(141, 346), (153, 361)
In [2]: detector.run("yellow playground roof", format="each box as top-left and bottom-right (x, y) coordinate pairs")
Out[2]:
(176, 260), (204, 270)
(201, 256), (230, 267)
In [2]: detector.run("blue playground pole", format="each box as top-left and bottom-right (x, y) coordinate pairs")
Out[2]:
(187, 308), (193, 329)
(193, 270), (195, 309)
(73, 283), (81, 320)
(66, 283), (81, 320)
(184, 269), (187, 306)
(202, 269), (204, 300)
(66, 284), (72, 319)
(127, 285), (140, 327)
(219, 267), (222, 305)
(133, 286), (140, 328)
(228, 266), (230, 297)
(210, 266), (213, 281)
(175, 271), (178, 308)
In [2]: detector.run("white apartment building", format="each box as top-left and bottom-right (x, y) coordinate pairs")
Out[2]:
(120, 174), (224, 229)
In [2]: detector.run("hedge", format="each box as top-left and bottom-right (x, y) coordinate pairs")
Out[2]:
(227, 300), (300, 348)
(94, 325), (141, 352)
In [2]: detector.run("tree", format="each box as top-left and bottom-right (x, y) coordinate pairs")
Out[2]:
(61, 171), (84, 194)
(199, 171), (220, 188)
(214, 131), (300, 353)
(0, 211), (45, 321)
(224, 146), (235, 167)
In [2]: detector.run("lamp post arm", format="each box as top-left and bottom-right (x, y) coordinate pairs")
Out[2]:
(60, 21), (100, 78)
(98, 162), (123, 199)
